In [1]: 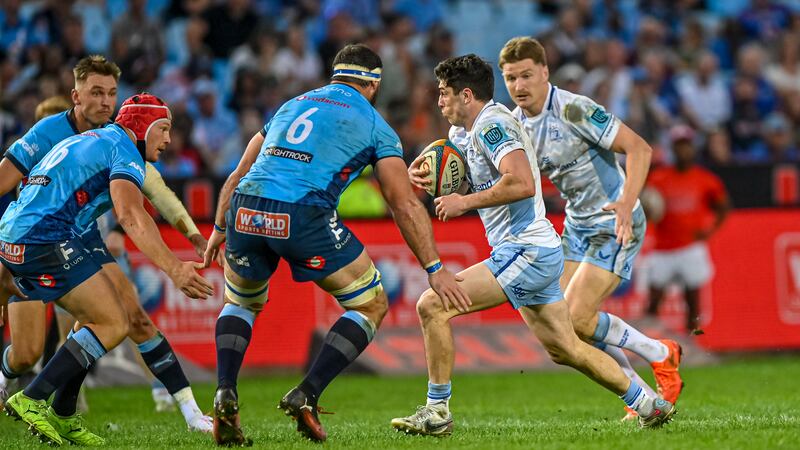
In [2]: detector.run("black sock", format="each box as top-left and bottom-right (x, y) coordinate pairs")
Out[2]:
(24, 328), (106, 401)
(299, 314), (371, 401)
(139, 333), (190, 395)
(216, 309), (253, 393)
(50, 368), (89, 416)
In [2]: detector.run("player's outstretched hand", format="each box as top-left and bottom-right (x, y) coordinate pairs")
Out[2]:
(170, 261), (214, 299)
(203, 228), (226, 268)
(428, 269), (471, 313)
(408, 154), (432, 190)
(602, 201), (634, 245)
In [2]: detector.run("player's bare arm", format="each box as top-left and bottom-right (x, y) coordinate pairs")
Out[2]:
(435, 149), (534, 221)
(0, 158), (24, 196)
(142, 162), (207, 257)
(111, 179), (213, 299)
(376, 156), (471, 313)
(603, 122), (652, 245)
(203, 131), (265, 267)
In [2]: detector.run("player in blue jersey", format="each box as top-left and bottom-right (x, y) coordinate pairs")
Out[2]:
(498, 37), (682, 420)
(203, 44), (469, 445)
(0, 57), (214, 436)
(0, 94), (214, 446)
(392, 55), (674, 435)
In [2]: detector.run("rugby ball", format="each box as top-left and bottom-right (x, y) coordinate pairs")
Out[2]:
(419, 139), (467, 197)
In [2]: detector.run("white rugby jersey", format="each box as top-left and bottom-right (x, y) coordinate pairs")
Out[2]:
(449, 101), (560, 249)
(513, 84), (640, 227)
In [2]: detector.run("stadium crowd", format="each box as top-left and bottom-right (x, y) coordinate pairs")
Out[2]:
(1, 0), (800, 181)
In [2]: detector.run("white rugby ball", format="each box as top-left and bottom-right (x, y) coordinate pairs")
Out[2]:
(419, 139), (467, 197)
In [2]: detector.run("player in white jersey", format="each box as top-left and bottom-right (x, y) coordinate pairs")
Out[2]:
(391, 54), (674, 435)
(498, 37), (683, 420)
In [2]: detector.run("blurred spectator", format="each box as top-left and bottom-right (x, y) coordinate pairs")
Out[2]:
(676, 50), (731, 132)
(271, 23), (323, 95)
(581, 39), (631, 118)
(111, 0), (164, 65)
(391, 0), (444, 33)
(164, 0), (210, 66)
(189, 78), (239, 170)
(764, 32), (800, 95)
(737, 0), (791, 43)
(735, 43), (777, 115)
(376, 13), (415, 110)
(646, 125), (730, 332)
(728, 76), (767, 157)
(754, 112), (800, 163)
(61, 15), (88, 65)
(318, 12), (360, 78)
(676, 18), (707, 70)
(153, 123), (199, 178)
(1, 0), (29, 63)
(626, 68), (671, 146)
(640, 49), (681, 115)
(322, 0), (381, 30)
(202, 0), (259, 58)
(27, 0), (75, 47)
(228, 68), (265, 113)
(417, 25), (454, 75)
(549, 8), (586, 64)
(704, 128), (733, 166)
(217, 107), (262, 176)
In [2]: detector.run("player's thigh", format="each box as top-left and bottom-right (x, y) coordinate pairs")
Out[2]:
(518, 299), (580, 353)
(564, 262), (621, 314)
(415, 261), (508, 321)
(7, 300), (47, 362)
(101, 262), (152, 323)
(560, 260), (580, 292)
(57, 270), (126, 328)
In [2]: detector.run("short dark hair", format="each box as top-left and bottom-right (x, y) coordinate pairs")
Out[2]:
(332, 44), (382, 87)
(73, 55), (121, 84)
(434, 54), (494, 101)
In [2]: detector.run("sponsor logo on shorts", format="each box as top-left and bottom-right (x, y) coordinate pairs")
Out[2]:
(0, 242), (25, 264)
(38, 274), (56, 288)
(235, 208), (290, 239)
(305, 256), (326, 270)
(263, 146), (313, 163)
(26, 175), (51, 186)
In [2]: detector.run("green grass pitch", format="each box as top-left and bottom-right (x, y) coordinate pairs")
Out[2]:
(2, 356), (798, 449)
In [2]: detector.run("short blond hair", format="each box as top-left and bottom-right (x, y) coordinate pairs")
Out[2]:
(35, 96), (72, 121)
(499, 37), (548, 68)
(73, 55), (121, 85)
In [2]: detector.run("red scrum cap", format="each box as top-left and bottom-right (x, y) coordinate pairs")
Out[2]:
(115, 93), (172, 142)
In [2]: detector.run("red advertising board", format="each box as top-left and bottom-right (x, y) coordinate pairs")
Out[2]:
(128, 209), (800, 369)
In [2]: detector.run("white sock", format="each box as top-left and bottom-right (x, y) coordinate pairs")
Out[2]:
(598, 313), (668, 363)
(620, 382), (656, 416)
(602, 345), (658, 398)
(173, 387), (202, 420)
(0, 372), (8, 390)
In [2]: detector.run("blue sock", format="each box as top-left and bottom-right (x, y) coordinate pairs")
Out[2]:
(592, 312), (610, 342)
(299, 311), (374, 402)
(427, 382), (451, 405)
(139, 332), (189, 395)
(620, 380), (648, 413)
(1, 346), (21, 379)
(215, 304), (255, 393)
(24, 327), (106, 401)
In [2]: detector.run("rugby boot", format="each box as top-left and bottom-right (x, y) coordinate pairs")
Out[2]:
(152, 386), (176, 413)
(278, 387), (327, 442)
(650, 339), (684, 404)
(638, 398), (676, 428)
(213, 387), (252, 447)
(4, 391), (63, 446)
(47, 407), (105, 446)
(391, 403), (454, 436)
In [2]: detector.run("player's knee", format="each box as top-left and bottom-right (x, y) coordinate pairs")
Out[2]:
(224, 276), (268, 313)
(353, 292), (388, 324)
(568, 305), (595, 339)
(542, 340), (575, 366)
(416, 289), (444, 322)
(126, 309), (155, 342)
(329, 262), (384, 312)
(10, 346), (42, 372)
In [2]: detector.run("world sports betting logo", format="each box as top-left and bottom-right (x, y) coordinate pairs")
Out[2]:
(0, 241), (25, 264)
(235, 207), (290, 239)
